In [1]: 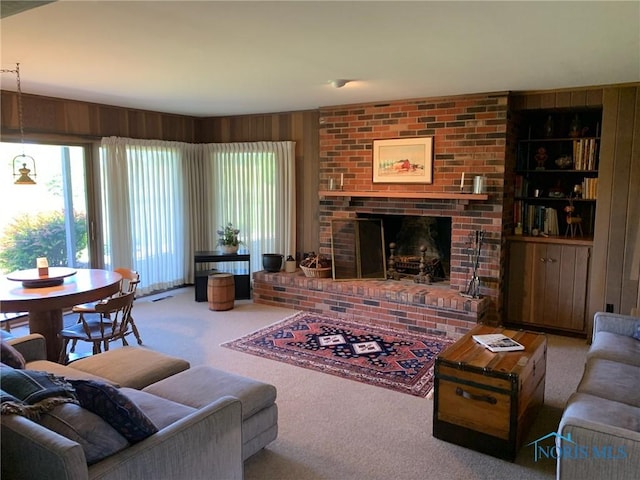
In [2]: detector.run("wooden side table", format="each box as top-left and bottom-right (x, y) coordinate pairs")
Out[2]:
(432, 324), (547, 461)
(194, 250), (250, 302)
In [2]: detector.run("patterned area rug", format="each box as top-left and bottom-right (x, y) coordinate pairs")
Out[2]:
(222, 311), (455, 397)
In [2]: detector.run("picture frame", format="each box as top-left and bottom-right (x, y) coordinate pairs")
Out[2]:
(372, 137), (433, 184)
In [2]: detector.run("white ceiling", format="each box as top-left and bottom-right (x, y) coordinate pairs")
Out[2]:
(1, 1), (639, 117)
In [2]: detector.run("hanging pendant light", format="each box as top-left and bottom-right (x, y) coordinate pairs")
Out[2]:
(1, 63), (36, 185)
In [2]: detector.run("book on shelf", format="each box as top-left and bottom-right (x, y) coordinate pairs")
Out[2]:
(513, 199), (523, 226)
(472, 334), (525, 352)
(514, 175), (524, 197)
(545, 207), (559, 235)
(582, 177), (598, 199)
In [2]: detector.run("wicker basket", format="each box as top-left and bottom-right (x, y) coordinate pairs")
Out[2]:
(300, 265), (332, 278)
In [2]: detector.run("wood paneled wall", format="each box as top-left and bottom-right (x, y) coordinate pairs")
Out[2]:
(1, 91), (198, 142)
(510, 88), (604, 110)
(590, 86), (640, 321)
(200, 111), (320, 259)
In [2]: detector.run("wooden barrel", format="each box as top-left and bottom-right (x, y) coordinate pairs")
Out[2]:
(207, 273), (235, 311)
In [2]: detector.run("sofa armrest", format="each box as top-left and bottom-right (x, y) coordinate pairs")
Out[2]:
(592, 312), (639, 342)
(7, 333), (47, 362)
(88, 395), (243, 480)
(557, 393), (640, 480)
(1, 414), (89, 480)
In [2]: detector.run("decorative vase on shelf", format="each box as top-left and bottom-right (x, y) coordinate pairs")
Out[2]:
(285, 255), (297, 273)
(221, 245), (239, 254)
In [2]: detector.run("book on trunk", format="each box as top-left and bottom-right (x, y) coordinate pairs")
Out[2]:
(472, 334), (525, 352)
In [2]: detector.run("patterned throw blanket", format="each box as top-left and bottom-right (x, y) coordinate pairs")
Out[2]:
(0, 367), (78, 418)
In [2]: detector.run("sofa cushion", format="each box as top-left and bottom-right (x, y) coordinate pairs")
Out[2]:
(70, 379), (158, 443)
(577, 358), (640, 407)
(26, 360), (120, 385)
(69, 347), (190, 389)
(1, 341), (25, 369)
(142, 365), (277, 420)
(588, 331), (640, 367)
(119, 387), (197, 429)
(37, 403), (129, 465)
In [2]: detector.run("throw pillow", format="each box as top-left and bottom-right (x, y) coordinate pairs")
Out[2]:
(0, 389), (22, 404)
(0, 367), (78, 418)
(1, 341), (25, 369)
(70, 379), (158, 443)
(37, 403), (129, 465)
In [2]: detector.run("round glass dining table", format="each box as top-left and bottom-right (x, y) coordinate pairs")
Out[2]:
(0, 268), (122, 362)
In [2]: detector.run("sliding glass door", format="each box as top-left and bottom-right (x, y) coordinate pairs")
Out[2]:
(0, 142), (92, 274)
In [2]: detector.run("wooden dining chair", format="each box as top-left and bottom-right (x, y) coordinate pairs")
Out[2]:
(58, 291), (135, 364)
(68, 267), (142, 354)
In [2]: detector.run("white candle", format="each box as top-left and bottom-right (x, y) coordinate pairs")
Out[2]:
(340, 173), (344, 187)
(460, 172), (465, 190)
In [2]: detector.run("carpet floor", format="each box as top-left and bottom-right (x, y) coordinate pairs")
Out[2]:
(222, 311), (455, 397)
(9, 287), (591, 480)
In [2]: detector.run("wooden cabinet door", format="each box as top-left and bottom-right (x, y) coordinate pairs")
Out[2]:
(506, 241), (535, 325)
(506, 241), (590, 333)
(535, 244), (590, 332)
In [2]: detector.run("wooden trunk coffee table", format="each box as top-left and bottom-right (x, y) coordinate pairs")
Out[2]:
(432, 324), (547, 461)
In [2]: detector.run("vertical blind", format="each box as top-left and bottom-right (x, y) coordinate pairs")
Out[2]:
(100, 137), (295, 295)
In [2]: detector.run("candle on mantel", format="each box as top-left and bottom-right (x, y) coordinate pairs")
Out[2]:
(340, 173), (344, 188)
(460, 172), (465, 191)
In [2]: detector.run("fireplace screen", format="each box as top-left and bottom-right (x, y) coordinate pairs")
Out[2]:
(330, 219), (386, 280)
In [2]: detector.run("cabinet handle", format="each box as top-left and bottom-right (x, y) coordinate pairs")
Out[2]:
(539, 257), (547, 263)
(455, 386), (497, 405)
(546, 258), (556, 263)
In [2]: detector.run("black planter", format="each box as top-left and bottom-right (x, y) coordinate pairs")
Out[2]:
(262, 253), (284, 272)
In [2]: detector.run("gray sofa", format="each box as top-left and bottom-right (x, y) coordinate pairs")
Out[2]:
(556, 312), (640, 480)
(1, 333), (278, 480)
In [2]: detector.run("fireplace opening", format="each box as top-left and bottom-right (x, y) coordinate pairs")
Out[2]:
(357, 213), (452, 282)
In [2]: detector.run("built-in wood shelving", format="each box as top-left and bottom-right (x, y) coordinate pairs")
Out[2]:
(318, 190), (489, 205)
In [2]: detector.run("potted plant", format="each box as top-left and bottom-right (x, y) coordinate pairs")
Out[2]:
(217, 222), (243, 254)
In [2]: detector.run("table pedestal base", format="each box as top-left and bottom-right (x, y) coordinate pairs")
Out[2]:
(28, 310), (63, 362)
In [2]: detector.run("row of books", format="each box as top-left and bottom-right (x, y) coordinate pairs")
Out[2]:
(573, 138), (598, 171)
(513, 204), (560, 235)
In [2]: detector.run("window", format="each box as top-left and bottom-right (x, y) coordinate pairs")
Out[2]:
(0, 142), (89, 274)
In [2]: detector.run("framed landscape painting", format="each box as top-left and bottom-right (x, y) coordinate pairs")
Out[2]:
(372, 137), (433, 184)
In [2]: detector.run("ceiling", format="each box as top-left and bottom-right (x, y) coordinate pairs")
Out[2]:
(1, 1), (639, 117)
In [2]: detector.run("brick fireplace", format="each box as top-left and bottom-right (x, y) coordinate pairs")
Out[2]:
(253, 92), (510, 337)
